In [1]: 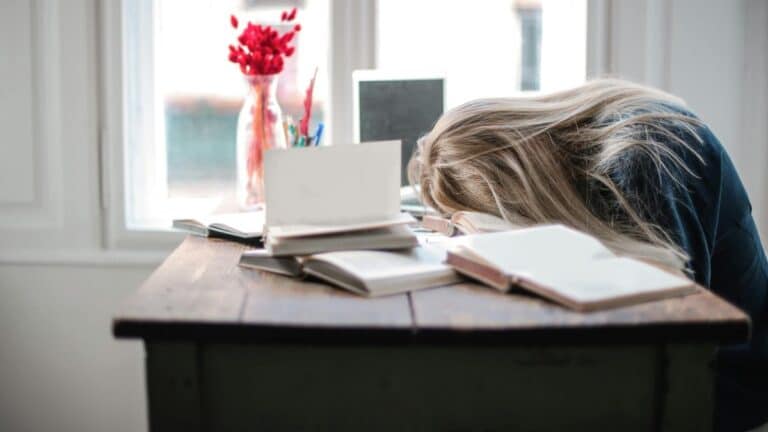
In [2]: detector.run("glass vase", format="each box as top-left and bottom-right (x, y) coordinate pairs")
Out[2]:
(236, 74), (286, 210)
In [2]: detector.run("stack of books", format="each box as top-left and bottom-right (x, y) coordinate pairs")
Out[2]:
(176, 140), (462, 298)
(239, 243), (460, 297)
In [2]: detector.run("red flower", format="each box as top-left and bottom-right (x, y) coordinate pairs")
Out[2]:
(230, 14), (238, 29)
(228, 9), (300, 75)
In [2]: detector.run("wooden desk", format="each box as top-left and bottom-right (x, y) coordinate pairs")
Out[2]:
(113, 236), (749, 432)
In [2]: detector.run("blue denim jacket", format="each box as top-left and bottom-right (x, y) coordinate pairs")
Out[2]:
(609, 104), (768, 431)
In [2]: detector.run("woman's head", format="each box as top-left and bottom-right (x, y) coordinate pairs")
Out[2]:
(409, 79), (703, 269)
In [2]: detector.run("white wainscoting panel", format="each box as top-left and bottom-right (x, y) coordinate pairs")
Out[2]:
(0, 0), (103, 250)
(0, 0), (64, 229)
(0, 0), (38, 204)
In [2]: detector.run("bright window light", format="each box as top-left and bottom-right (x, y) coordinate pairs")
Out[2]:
(376, 0), (587, 107)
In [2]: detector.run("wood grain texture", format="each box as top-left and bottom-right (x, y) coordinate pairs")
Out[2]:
(410, 282), (748, 343)
(114, 236), (749, 344)
(115, 237), (247, 321)
(240, 266), (412, 328)
(114, 236), (412, 340)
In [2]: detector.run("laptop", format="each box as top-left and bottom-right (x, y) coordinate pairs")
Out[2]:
(353, 70), (446, 188)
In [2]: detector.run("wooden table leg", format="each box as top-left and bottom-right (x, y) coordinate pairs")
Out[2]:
(660, 344), (716, 431)
(145, 341), (203, 432)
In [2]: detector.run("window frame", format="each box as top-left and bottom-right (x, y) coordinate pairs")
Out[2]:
(99, 0), (376, 249)
(99, 0), (602, 251)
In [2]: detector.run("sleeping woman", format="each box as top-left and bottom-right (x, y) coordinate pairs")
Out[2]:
(409, 79), (768, 431)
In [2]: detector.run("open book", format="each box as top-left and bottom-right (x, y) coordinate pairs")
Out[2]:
(239, 244), (461, 297)
(172, 211), (265, 245)
(422, 211), (518, 236)
(262, 140), (417, 255)
(447, 224), (696, 311)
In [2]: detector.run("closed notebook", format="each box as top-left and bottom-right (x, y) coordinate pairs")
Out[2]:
(422, 211), (518, 237)
(266, 225), (418, 256)
(447, 224), (696, 311)
(173, 211), (265, 245)
(239, 244), (461, 297)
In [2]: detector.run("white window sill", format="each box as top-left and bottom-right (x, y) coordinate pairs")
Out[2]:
(0, 247), (171, 268)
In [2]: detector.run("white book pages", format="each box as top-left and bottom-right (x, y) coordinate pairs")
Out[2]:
(264, 140), (402, 227)
(174, 211), (265, 237)
(310, 244), (453, 282)
(204, 211), (265, 236)
(520, 257), (692, 304)
(304, 244), (461, 296)
(267, 212), (415, 239)
(453, 211), (518, 234)
(448, 224), (694, 309)
(452, 224), (616, 275)
(265, 225), (417, 256)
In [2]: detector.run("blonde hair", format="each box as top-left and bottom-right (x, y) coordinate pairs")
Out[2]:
(409, 79), (705, 270)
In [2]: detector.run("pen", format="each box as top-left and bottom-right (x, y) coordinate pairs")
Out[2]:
(297, 136), (305, 147)
(314, 122), (324, 146)
(288, 124), (297, 147)
(282, 119), (290, 145)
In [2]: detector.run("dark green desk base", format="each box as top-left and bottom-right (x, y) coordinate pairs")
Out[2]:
(145, 341), (714, 431)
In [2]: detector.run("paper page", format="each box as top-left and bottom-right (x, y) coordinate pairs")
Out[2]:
(264, 140), (402, 227)
(523, 257), (692, 303)
(204, 211), (265, 235)
(310, 244), (453, 282)
(267, 212), (415, 239)
(453, 224), (615, 274)
(239, 249), (303, 277)
(454, 211), (518, 233)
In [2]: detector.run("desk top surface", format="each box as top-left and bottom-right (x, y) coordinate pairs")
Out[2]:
(113, 236), (749, 344)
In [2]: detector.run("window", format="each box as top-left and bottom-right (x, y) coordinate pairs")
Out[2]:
(122, 0), (330, 228)
(519, 5), (543, 91)
(118, 0), (586, 233)
(376, 0), (586, 106)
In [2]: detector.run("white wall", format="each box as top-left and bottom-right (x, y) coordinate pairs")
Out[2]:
(667, 0), (767, 237)
(595, 0), (768, 239)
(0, 1), (161, 431)
(0, 1), (765, 431)
(0, 264), (150, 432)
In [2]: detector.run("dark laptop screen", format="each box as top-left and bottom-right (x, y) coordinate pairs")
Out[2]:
(358, 79), (444, 185)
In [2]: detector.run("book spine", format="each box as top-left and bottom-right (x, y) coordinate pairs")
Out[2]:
(421, 215), (457, 237)
(445, 252), (510, 291)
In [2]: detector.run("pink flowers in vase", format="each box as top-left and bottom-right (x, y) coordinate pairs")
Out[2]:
(227, 8), (301, 209)
(227, 8), (301, 76)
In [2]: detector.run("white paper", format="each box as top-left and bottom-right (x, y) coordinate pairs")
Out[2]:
(264, 140), (402, 227)
(174, 211), (265, 236)
(311, 244), (457, 284)
(203, 211), (265, 235)
(267, 213), (415, 239)
(452, 224), (692, 305)
(452, 224), (615, 275)
(523, 257), (692, 303)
